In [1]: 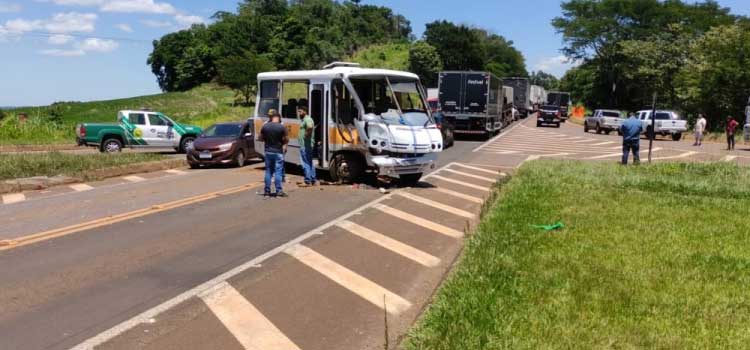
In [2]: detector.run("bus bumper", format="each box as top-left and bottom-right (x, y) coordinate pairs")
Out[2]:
(370, 153), (438, 176)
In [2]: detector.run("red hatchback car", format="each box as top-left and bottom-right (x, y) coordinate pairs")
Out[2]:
(187, 122), (260, 168)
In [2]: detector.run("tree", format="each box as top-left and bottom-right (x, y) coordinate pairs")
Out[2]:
(677, 23), (750, 128)
(530, 71), (560, 90)
(148, 26), (214, 91)
(216, 52), (275, 106)
(408, 41), (442, 87)
(476, 30), (527, 78)
(424, 21), (485, 71)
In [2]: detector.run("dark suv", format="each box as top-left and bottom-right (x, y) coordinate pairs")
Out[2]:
(537, 105), (562, 128)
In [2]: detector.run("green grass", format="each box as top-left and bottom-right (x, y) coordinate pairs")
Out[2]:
(348, 42), (410, 70)
(0, 152), (165, 181)
(406, 160), (750, 349)
(2, 84), (253, 145)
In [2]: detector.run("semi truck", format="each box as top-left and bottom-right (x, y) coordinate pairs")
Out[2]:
(502, 78), (546, 118)
(438, 71), (505, 138)
(547, 91), (572, 121)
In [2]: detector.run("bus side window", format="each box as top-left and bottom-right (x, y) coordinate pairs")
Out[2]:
(259, 80), (280, 117)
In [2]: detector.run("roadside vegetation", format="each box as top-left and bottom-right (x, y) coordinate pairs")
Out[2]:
(0, 152), (165, 181)
(1, 84), (252, 145)
(407, 160), (750, 349)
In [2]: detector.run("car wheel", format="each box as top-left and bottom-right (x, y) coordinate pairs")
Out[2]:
(330, 153), (363, 184)
(101, 138), (122, 153)
(584, 123), (589, 133)
(189, 163), (200, 169)
(179, 136), (195, 154)
(400, 173), (422, 187)
(605, 130), (612, 135)
(596, 124), (602, 134)
(672, 133), (682, 142)
(537, 122), (542, 127)
(556, 123), (561, 128)
(234, 150), (246, 167)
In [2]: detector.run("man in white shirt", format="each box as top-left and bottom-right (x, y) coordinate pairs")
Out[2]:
(694, 114), (707, 146)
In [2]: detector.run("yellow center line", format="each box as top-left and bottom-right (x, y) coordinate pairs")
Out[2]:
(0, 182), (262, 252)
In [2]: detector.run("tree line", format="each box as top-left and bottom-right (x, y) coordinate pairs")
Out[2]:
(554, 0), (750, 129)
(147, 0), (529, 103)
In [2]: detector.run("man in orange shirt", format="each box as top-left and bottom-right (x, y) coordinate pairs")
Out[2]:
(726, 116), (739, 150)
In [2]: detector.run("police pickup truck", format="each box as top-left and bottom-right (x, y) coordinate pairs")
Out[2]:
(584, 109), (623, 135)
(636, 109), (687, 141)
(76, 110), (202, 153)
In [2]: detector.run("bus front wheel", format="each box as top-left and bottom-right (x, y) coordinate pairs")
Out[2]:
(330, 153), (363, 184)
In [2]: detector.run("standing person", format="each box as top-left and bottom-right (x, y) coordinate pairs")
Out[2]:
(694, 114), (707, 146)
(726, 116), (739, 150)
(258, 113), (288, 197)
(620, 112), (643, 165)
(297, 106), (317, 186)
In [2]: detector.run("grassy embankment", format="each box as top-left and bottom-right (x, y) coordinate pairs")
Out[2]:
(407, 160), (750, 349)
(0, 84), (253, 145)
(349, 42), (410, 70)
(0, 152), (165, 181)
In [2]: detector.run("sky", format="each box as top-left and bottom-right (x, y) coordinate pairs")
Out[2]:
(1, 0), (749, 107)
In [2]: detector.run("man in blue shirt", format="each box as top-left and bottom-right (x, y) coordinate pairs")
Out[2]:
(620, 113), (643, 165)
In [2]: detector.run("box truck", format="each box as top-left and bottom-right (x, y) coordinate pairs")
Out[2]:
(438, 71), (504, 138)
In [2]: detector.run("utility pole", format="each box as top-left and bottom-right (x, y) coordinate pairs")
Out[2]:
(648, 92), (657, 164)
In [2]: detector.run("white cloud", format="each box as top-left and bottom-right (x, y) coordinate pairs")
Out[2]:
(101, 0), (175, 14)
(75, 37), (118, 52)
(116, 23), (132, 32)
(141, 19), (171, 28)
(174, 13), (204, 28)
(48, 34), (73, 44)
(0, 12), (97, 34)
(533, 55), (580, 77)
(0, 2), (22, 13)
(39, 48), (86, 57)
(49, 0), (104, 5)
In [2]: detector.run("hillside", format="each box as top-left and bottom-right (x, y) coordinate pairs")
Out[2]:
(348, 43), (410, 71)
(1, 85), (252, 145)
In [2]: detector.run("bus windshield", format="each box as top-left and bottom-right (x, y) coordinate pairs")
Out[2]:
(349, 76), (432, 126)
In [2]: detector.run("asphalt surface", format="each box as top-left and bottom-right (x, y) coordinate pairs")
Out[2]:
(0, 135), (484, 350)
(1, 117), (743, 350)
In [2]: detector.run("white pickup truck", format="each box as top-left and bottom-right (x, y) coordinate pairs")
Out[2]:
(636, 110), (687, 141)
(584, 109), (622, 135)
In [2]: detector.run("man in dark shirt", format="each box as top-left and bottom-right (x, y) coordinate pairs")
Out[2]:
(620, 113), (643, 165)
(726, 116), (739, 150)
(259, 113), (289, 197)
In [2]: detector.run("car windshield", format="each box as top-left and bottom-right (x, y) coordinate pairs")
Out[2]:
(541, 105), (558, 110)
(602, 111), (621, 118)
(202, 124), (242, 138)
(349, 76), (432, 126)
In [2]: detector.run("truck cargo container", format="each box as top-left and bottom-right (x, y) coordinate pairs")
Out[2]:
(438, 71), (504, 138)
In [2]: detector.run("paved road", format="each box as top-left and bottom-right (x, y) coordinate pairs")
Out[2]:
(1, 118), (742, 350)
(0, 135), (487, 350)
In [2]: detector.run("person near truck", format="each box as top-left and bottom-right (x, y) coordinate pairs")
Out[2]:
(297, 106), (317, 186)
(258, 112), (289, 198)
(620, 113), (643, 165)
(726, 116), (739, 150)
(694, 114), (707, 146)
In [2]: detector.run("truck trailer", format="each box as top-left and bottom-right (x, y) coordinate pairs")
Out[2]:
(438, 71), (505, 138)
(503, 77), (531, 118)
(547, 91), (572, 120)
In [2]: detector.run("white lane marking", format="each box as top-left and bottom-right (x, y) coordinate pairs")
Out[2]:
(2, 193), (25, 204)
(430, 187), (483, 204)
(72, 161), (463, 350)
(483, 145), (612, 154)
(651, 151), (697, 160)
(477, 149), (519, 155)
(69, 184), (94, 192)
(395, 192), (475, 219)
(286, 245), (412, 314)
(538, 153), (573, 158)
(200, 282), (300, 350)
(524, 155), (541, 162)
(441, 168), (496, 183)
(123, 175), (145, 182)
(722, 155), (738, 162)
(373, 204), (464, 238)
(472, 121), (525, 152)
(585, 147), (662, 159)
(337, 220), (440, 267)
(452, 163), (502, 175)
(165, 169), (187, 175)
(429, 175), (491, 192)
(571, 138), (602, 143)
(591, 141), (615, 146)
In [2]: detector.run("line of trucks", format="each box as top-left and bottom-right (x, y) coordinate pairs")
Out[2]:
(431, 71), (571, 138)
